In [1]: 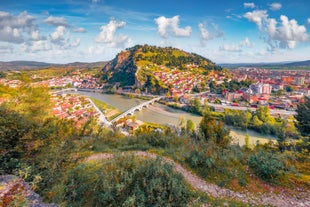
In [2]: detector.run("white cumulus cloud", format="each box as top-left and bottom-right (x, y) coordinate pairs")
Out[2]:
(48, 26), (80, 49)
(219, 37), (254, 53)
(307, 18), (310, 25)
(269, 3), (282, 11)
(244, 10), (309, 49)
(239, 37), (254, 47)
(0, 11), (38, 44)
(0, 44), (14, 53)
(198, 23), (224, 46)
(243, 2), (255, 9)
(44, 16), (68, 27)
(154, 15), (192, 38)
(219, 44), (242, 52)
(199, 23), (212, 40)
(95, 19), (131, 48)
(73, 27), (86, 33)
(274, 15), (308, 49)
(21, 40), (52, 52)
(70, 38), (80, 47)
(244, 10), (268, 29)
(50, 26), (66, 44)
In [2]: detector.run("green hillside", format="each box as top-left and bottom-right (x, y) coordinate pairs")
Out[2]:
(102, 45), (222, 93)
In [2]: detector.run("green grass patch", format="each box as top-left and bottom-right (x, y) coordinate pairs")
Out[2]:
(90, 97), (120, 115)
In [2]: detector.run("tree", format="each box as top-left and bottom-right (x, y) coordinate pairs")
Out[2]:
(295, 96), (310, 136)
(199, 111), (231, 147)
(178, 116), (186, 133)
(285, 85), (295, 92)
(245, 133), (250, 148)
(174, 95), (179, 103)
(255, 106), (272, 123)
(0, 106), (35, 173)
(214, 99), (221, 104)
(191, 97), (201, 114)
(11, 86), (52, 121)
(0, 71), (6, 78)
(274, 89), (285, 97)
(186, 120), (195, 133)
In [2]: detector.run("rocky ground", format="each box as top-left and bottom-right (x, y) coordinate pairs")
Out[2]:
(0, 175), (59, 207)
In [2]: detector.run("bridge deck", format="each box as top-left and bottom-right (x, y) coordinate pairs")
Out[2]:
(111, 97), (162, 123)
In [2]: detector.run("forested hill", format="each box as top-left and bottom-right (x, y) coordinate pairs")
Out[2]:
(102, 45), (222, 88)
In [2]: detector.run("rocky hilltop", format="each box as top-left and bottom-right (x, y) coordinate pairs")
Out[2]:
(102, 45), (223, 93)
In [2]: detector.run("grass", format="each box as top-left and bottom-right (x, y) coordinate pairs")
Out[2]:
(89, 97), (112, 111)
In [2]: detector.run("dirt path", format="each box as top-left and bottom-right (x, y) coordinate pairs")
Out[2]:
(85, 152), (310, 207)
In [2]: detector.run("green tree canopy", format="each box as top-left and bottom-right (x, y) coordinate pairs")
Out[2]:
(199, 111), (231, 147)
(0, 106), (35, 173)
(295, 96), (310, 136)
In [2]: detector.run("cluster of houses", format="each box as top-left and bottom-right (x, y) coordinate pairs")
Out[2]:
(51, 94), (100, 126)
(154, 68), (207, 96)
(0, 70), (102, 90)
(35, 74), (102, 89)
(233, 67), (309, 92)
(218, 67), (310, 109)
(0, 79), (23, 88)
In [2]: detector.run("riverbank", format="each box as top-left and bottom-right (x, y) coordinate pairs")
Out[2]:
(89, 97), (121, 120)
(65, 91), (278, 145)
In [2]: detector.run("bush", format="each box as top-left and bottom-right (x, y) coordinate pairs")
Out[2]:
(0, 106), (35, 174)
(62, 155), (193, 207)
(248, 151), (286, 182)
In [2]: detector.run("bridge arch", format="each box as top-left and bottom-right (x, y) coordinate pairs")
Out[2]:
(111, 96), (162, 123)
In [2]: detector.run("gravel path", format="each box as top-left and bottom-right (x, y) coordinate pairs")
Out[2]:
(86, 151), (310, 207)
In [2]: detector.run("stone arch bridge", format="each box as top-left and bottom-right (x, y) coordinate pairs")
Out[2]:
(111, 96), (163, 123)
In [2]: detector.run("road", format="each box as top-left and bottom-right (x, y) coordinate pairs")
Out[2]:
(207, 103), (296, 116)
(87, 98), (112, 127)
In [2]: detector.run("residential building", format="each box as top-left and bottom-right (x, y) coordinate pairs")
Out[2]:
(250, 82), (272, 94)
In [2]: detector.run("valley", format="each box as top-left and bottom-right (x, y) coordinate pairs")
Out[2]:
(0, 45), (309, 207)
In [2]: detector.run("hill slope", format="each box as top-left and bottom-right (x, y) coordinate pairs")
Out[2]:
(102, 45), (222, 93)
(284, 60), (310, 67)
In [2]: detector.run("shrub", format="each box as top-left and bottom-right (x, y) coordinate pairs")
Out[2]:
(0, 106), (35, 174)
(248, 151), (286, 182)
(62, 155), (193, 207)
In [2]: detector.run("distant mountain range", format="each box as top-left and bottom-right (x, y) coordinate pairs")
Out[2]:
(0, 61), (107, 71)
(1, 58), (309, 72)
(220, 60), (310, 69)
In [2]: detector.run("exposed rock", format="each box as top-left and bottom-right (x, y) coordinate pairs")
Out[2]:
(0, 175), (59, 207)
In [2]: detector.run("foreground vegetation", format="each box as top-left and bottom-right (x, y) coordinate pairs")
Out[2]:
(1, 84), (309, 206)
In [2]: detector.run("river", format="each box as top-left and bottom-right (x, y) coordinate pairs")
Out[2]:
(72, 91), (277, 145)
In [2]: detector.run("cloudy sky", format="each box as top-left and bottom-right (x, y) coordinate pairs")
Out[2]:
(0, 0), (309, 63)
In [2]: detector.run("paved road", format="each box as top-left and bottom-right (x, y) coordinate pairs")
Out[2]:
(207, 103), (296, 116)
(87, 98), (112, 127)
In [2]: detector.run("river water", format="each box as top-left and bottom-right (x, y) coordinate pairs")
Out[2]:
(73, 91), (277, 145)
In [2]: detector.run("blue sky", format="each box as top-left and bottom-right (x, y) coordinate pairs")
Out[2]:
(0, 0), (309, 63)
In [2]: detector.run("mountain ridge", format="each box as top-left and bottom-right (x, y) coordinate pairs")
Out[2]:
(0, 61), (108, 71)
(220, 59), (310, 69)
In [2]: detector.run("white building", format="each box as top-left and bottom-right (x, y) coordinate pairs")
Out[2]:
(250, 82), (272, 94)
